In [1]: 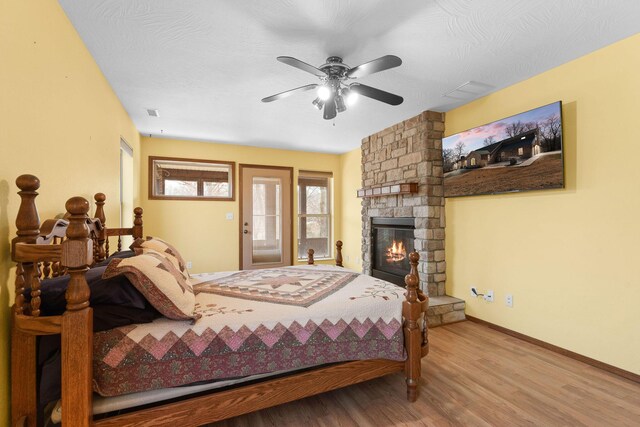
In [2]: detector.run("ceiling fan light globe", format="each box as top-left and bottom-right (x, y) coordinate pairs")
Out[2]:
(317, 86), (331, 101)
(346, 92), (359, 106)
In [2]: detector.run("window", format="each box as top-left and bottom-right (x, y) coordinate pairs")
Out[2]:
(149, 156), (235, 200)
(120, 139), (134, 246)
(297, 171), (332, 259)
(518, 147), (524, 155)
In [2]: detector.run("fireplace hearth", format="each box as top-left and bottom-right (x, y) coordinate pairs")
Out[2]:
(371, 217), (415, 286)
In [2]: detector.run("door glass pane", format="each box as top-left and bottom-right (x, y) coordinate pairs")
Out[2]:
(252, 177), (282, 264)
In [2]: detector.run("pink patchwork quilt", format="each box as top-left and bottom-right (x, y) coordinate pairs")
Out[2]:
(93, 266), (406, 396)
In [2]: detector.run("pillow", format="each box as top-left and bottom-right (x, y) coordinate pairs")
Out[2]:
(131, 237), (190, 279)
(24, 265), (148, 316)
(103, 251), (199, 321)
(93, 250), (136, 268)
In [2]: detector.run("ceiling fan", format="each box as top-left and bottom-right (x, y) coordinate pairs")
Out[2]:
(261, 55), (404, 120)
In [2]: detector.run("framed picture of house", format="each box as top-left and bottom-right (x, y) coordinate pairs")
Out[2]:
(443, 101), (564, 197)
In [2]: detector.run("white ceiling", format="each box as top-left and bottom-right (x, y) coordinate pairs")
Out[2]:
(58, 0), (640, 154)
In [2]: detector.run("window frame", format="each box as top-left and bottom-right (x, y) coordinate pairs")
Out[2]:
(297, 170), (333, 260)
(148, 156), (236, 201)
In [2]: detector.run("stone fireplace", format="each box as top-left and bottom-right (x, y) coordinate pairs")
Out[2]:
(361, 111), (446, 296)
(360, 110), (465, 325)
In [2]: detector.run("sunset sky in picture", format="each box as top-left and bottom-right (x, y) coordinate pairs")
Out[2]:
(443, 102), (561, 152)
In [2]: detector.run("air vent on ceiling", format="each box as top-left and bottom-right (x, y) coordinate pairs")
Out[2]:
(442, 81), (495, 100)
(147, 109), (160, 117)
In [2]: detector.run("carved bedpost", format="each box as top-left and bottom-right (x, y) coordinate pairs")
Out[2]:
(11, 174), (40, 427)
(133, 207), (144, 239)
(12, 175), (41, 313)
(61, 197), (93, 427)
(335, 240), (343, 267)
(307, 248), (315, 265)
(403, 251), (422, 402)
(94, 193), (107, 262)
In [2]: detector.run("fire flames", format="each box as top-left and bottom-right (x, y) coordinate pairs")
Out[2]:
(386, 240), (406, 263)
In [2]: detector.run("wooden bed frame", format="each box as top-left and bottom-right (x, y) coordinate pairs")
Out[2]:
(10, 174), (429, 427)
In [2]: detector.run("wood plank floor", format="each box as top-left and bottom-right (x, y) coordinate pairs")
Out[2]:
(208, 321), (640, 426)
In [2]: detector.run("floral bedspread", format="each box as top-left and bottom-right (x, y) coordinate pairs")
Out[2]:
(93, 265), (406, 396)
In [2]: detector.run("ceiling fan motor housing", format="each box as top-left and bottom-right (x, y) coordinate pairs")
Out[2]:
(320, 56), (350, 79)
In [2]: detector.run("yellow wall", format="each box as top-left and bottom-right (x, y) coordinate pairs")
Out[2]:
(339, 148), (363, 270)
(445, 34), (640, 375)
(140, 137), (343, 273)
(0, 1), (140, 424)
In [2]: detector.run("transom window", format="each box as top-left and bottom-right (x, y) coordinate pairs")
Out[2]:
(297, 171), (332, 259)
(150, 156), (235, 200)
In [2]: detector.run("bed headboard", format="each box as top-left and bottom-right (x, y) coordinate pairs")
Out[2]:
(92, 192), (144, 261)
(11, 174), (144, 298)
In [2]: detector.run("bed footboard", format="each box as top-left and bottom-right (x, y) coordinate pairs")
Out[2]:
(306, 240), (344, 266)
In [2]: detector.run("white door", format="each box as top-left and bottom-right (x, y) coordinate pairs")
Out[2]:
(240, 165), (292, 269)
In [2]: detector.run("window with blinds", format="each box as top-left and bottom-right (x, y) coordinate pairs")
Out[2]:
(149, 156), (235, 200)
(297, 170), (332, 259)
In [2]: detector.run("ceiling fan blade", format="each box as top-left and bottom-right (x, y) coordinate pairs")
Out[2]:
(350, 84), (403, 106)
(323, 98), (337, 120)
(261, 84), (318, 103)
(277, 56), (327, 78)
(345, 55), (402, 79)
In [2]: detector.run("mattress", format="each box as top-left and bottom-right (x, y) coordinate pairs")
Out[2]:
(93, 265), (406, 396)
(49, 368), (302, 424)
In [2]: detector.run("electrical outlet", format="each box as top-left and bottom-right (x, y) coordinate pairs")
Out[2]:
(225, 212), (234, 220)
(505, 294), (513, 308)
(186, 261), (193, 269)
(484, 290), (494, 302)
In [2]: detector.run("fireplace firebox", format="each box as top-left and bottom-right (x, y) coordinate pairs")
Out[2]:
(371, 217), (415, 286)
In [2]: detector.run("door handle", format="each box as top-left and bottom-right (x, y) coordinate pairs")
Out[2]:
(243, 230), (249, 234)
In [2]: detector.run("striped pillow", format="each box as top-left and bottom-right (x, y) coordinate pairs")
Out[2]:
(103, 251), (198, 321)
